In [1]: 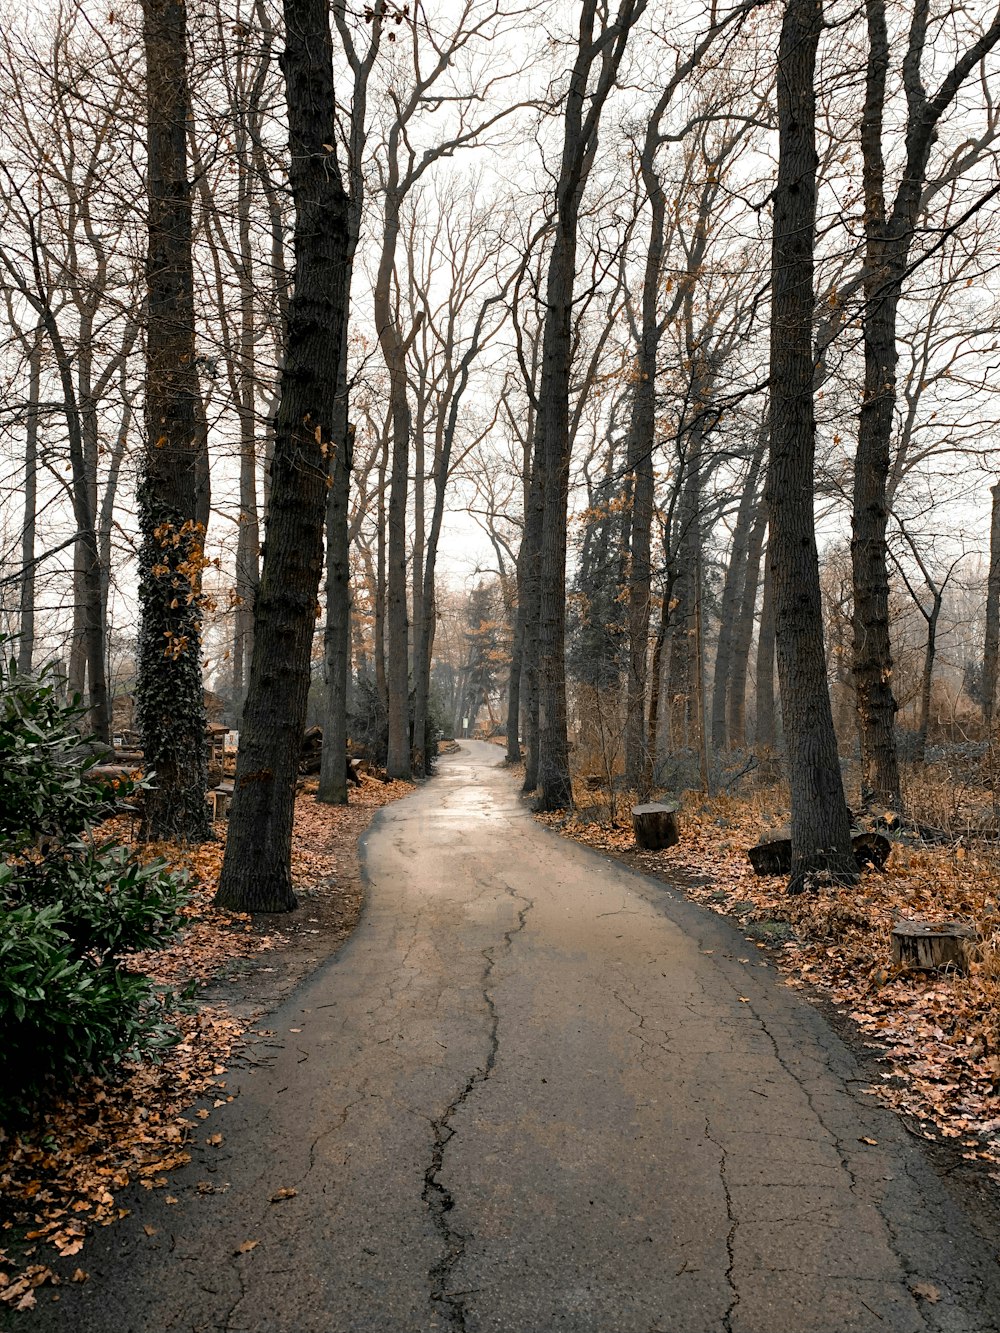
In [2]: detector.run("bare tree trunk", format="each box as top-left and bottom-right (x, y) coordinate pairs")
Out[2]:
(17, 333), (41, 676)
(711, 448), (764, 752)
(852, 0), (1000, 808)
(727, 501), (767, 748)
(318, 371), (353, 805)
(983, 482), (1000, 729)
(767, 0), (856, 892)
(646, 586), (668, 773)
(319, 0), (385, 798)
(914, 589), (941, 763)
(755, 537), (776, 748)
(374, 428), (388, 713)
(533, 0), (646, 812)
(519, 460), (544, 790)
(624, 179), (662, 794)
(668, 437), (702, 749)
(216, 0), (349, 911)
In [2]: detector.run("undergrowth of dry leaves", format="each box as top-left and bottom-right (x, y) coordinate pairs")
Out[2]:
(0, 776), (412, 1312)
(537, 781), (1000, 1186)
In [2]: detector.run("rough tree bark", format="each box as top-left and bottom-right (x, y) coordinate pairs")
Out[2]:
(755, 538), (776, 748)
(766, 0), (857, 892)
(135, 0), (210, 840)
(216, 0), (349, 911)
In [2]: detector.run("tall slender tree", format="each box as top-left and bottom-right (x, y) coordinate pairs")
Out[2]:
(766, 0), (856, 891)
(533, 0), (647, 811)
(216, 0), (350, 912)
(852, 0), (1000, 810)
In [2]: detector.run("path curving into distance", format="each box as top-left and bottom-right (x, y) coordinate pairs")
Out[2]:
(27, 741), (1000, 1332)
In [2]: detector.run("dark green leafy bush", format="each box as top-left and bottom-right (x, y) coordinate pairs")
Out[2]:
(0, 647), (190, 1118)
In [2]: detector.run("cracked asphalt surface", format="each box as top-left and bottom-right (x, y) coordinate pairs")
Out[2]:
(25, 741), (1000, 1332)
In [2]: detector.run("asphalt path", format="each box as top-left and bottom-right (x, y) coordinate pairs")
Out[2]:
(24, 741), (1000, 1332)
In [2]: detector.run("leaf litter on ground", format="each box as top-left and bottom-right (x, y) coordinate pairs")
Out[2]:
(0, 776), (412, 1303)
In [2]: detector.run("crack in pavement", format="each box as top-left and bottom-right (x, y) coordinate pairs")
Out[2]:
(422, 882), (534, 1331)
(705, 1114), (740, 1333)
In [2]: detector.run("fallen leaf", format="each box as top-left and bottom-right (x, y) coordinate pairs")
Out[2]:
(859, 1137), (878, 1146)
(911, 1281), (941, 1302)
(71, 1270), (88, 1284)
(143, 1225), (157, 1237)
(270, 1188), (298, 1202)
(235, 1240), (259, 1254)
(206, 1134), (223, 1146)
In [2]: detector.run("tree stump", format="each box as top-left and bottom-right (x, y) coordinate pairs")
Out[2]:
(748, 830), (792, 874)
(891, 921), (977, 974)
(632, 802), (680, 850)
(748, 829), (892, 876)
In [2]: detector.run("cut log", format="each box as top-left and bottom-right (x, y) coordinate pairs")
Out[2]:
(632, 802), (680, 850)
(748, 829), (892, 876)
(851, 832), (891, 871)
(748, 830), (791, 875)
(891, 920), (977, 974)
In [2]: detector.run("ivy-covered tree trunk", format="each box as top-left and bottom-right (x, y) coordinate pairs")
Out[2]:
(767, 0), (856, 893)
(135, 0), (210, 842)
(215, 0), (349, 912)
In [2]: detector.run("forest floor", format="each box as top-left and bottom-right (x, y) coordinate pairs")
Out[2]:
(533, 774), (1000, 1216)
(0, 775), (412, 1313)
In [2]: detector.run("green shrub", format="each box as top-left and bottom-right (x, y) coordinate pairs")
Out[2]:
(0, 646), (190, 1119)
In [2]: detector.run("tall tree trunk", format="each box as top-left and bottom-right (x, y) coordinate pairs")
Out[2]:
(624, 181), (663, 795)
(914, 591), (941, 763)
(851, 0), (1000, 806)
(646, 584), (669, 771)
(727, 501), (767, 748)
(852, 0), (901, 809)
(374, 429), (388, 713)
(318, 309), (353, 805)
(319, 0), (385, 796)
(318, 397), (353, 804)
(216, 0), (349, 911)
(17, 333), (41, 676)
(533, 0), (646, 812)
(711, 448), (763, 752)
(984, 482), (1000, 729)
(136, 0), (211, 840)
(667, 435), (702, 749)
(518, 457), (544, 790)
(755, 537), (776, 748)
(767, 0), (856, 892)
